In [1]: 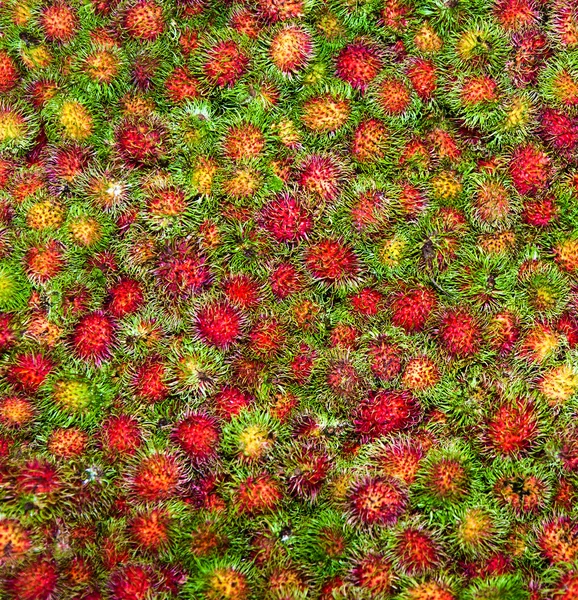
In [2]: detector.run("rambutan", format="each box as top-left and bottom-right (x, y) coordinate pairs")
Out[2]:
(131, 508), (170, 551)
(538, 364), (578, 405)
(402, 356), (440, 391)
(40, 2), (78, 42)
(394, 526), (439, 575)
(256, 0), (304, 22)
(235, 473), (283, 515)
(16, 459), (61, 495)
(25, 240), (64, 283)
(455, 507), (497, 556)
(380, 437), (425, 485)
(509, 143), (550, 196)
(494, 0), (538, 31)
(165, 66), (200, 103)
(196, 301), (243, 349)
(172, 413), (220, 464)
(248, 317), (284, 357)
(368, 338), (402, 381)
(100, 415), (142, 458)
(350, 287), (384, 315)
(270, 25), (312, 73)
(352, 553), (393, 594)
(7, 558), (58, 600)
(391, 287), (437, 332)
(47, 427), (88, 458)
(9, 353), (53, 393)
(223, 123), (265, 161)
(335, 41), (382, 91)
(107, 278), (144, 317)
(348, 476), (408, 526)
(377, 76), (412, 115)
(203, 41), (249, 87)
(124, 1), (165, 41)
(304, 238), (359, 282)
(260, 194), (312, 243)
(406, 581), (455, 600)
(555, 239), (578, 274)
(115, 118), (167, 167)
(131, 453), (182, 502)
(213, 386), (252, 419)
(52, 379), (92, 413)
(0, 518), (31, 564)
(407, 58), (437, 99)
(421, 456), (470, 503)
(298, 154), (343, 201)
(326, 358), (363, 398)
(485, 398), (539, 455)
(494, 473), (548, 515)
(0, 51), (19, 92)
(540, 109), (578, 156)
(72, 311), (115, 363)
(0, 396), (34, 428)
(351, 119), (388, 162)
(438, 310), (481, 357)
(538, 517), (578, 564)
(222, 274), (261, 309)
(270, 262), (303, 298)
(132, 358), (169, 402)
(205, 567), (250, 600)
(303, 94), (351, 135)
(109, 564), (156, 600)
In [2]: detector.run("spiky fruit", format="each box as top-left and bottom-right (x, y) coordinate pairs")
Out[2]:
(352, 119), (388, 162)
(109, 565), (155, 600)
(40, 2), (78, 42)
(270, 26), (312, 73)
(25, 241), (64, 283)
(368, 338), (402, 381)
(407, 58), (437, 99)
(0, 518), (31, 563)
(235, 474), (283, 515)
(132, 358), (169, 403)
(355, 390), (419, 440)
(125, 1), (165, 41)
(196, 301), (243, 348)
(223, 123), (265, 161)
(101, 415), (142, 458)
(391, 287), (437, 332)
(205, 568), (249, 600)
(302, 94), (350, 133)
(115, 119), (166, 167)
(131, 508), (170, 551)
(9, 353), (53, 393)
(395, 527), (439, 575)
(72, 312), (115, 363)
(438, 310), (480, 357)
(0, 396), (34, 428)
(47, 427), (87, 458)
(406, 581), (455, 600)
(485, 398), (539, 455)
(336, 42), (382, 91)
(353, 553), (394, 594)
(348, 476), (408, 526)
(6, 558), (59, 600)
(403, 356), (439, 390)
(305, 238), (358, 282)
(0, 51), (19, 92)
(260, 194), (312, 242)
(539, 364), (578, 405)
(422, 457), (470, 503)
(377, 76), (412, 115)
(172, 413), (219, 464)
(16, 459), (61, 495)
(538, 517), (578, 564)
(203, 41), (249, 87)
(26, 201), (65, 231)
(107, 278), (144, 317)
(509, 144), (550, 196)
(256, 0), (304, 22)
(132, 453), (182, 501)
(52, 379), (92, 413)
(298, 154), (343, 201)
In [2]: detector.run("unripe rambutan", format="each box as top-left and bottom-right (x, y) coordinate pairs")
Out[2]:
(270, 25), (312, 73)
(235, 473), (283, 515)
(205, 567), (250, 600)
(115, 118), (167, 167)
(52, 379), (92, 413)
(132, 453), (182, 501)
(538, 517), (578, 564)
(485, 398), (539, 455)
(402, 356), (440, 391)
(9, 353), (53, 393)
(391, 287), (437, 332)
(101, 415), (142, 458)
(256, 0), (304, 22)
(301, 94), (350, 133)
(25, 240), (64, 283)
(222, 167), (261, 198)
(352, 553), (394, 594)
(69, 216), (102, 246)
(84, 49), (120, 83)
(305, 238), (359, 282)
(0, 396), (34, 428)
(172, 413), (219, 464)
(124, 1), (164, 41)
(394, 526), (439, 575)
(47, 427), (88, 458)
(26, 200), (64, 231)
(0, 518), (31, 564)
(335, 42), (382, 91)
(538, 364), (578, 405)
(203, 41), (249, 87)
(40, 2), (78, 42)
(519, 323), (560, 363)
(109, 564), (156, 600)
(298, 154), (343, 201)
(348, 476), (408, 526)
(351, 119), (388, 162)
(260, 194), (312, 243)
(555, 239), (578, 273)
(377, 76), (412, 115)
(223, 123), (265, 161)
(196, 301), (243, 349)
(0, 107), (28, 146)
(0, 51), (19, 92)
(72, 311), (115, 363)
(455, 507), (498, 557)
(438, 310), (481, 357)
(509, 144), (550, 196)
(551, 70), (578, 105)
(131, 508), (170, 551)
(7, 558), (58, 600)
(58, 100), (93, 141)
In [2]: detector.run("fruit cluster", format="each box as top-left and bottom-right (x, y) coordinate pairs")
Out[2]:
(1, 0), (578, 598)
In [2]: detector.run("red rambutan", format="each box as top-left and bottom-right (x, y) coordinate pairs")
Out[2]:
(107, 278), (144, 318)
(7, 558), (58, 600)
(0, 51), (19, 92)
(172, 413), (220, 464)
(130, 508), (171, 551)
(235, 473), (283, 515)
(260, 194), (313, 243)
(391, 287), (437, 332)
(485, 398), (539, 456)
(352, 553), (393, 595)
(394, 527), (439, 575)
(196, 301), (243, 349)
(368, 338), (402, 381)
(509, 143), (550, 196)
(72, 311), (115, 363)
(269, 25), (312, 73)
(335, 41), (382, 91)
(355, 389), (420, 440)
(16, 459), (60, 495)
(109, 564), (156, 600)
(304, 238), (359, 282)
(270, 262), (303, 298)
(438, 310), (481, 357)
(8, 353), (54, 393)
(298, 154), (343, 201)
(40, 2), (78, 42)
(538, 517), (578, 564)
(101, 415), (142, 458)
(124, 1), (165, 41)
(203, 41), (249, 87)
(115, 119), (167, 167)
(348, 475), (408, 526)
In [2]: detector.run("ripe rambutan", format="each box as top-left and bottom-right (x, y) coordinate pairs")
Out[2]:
(213, 386), (252, 419)
(391, 287), (437, 332)
(494, 472), (548, 515)
(124, 1), (165, 41)
(298, 154), (343, 201)
(107, 278), (144, 318)
(0, 518), (31, 564)
(235, 473), (283, 515)
(355, 388), (418, 441)
(351, 119), (388, 162)
(9, 353), (53, 393)
(40, 2), (78, 42)
(25, 240), (65, 283)
(494, 0), (538, 31)
(223, 123), (265, 161)
(377, 76), (412, 115)
(6, 558), (59, 600)
(205, 567), (250, 600)
(155, 240), (211, 298)
(47, 427), (87, 458)
(553, 571), (578, 600)
(485, 398), (539, 455)
(131, 508), (170, 551)
(270, 262), (303, 298)
(407, 58), (437, 99)
(352, 553), (393, 594)
(555, 239), (578, 274)
(256, 0), (304, 22)
(196, 301), (243, 349)
(109, 564), (156, 600)
(164, 67), (200, 103)
(287, 445), (330, 500)
(438, 310), (481, 357)
(203, 41), (249, 87)
(540, 108), (578, 155)
(538, 517), (578, 564)
(0, 396), (34, 428)
(350, 287), (384, 315)
(368, 338), (402, 381)
(326, 358), (363, 398)
(132, 453), (182, 502)
(304, 238), (359, 282)
(509, 144), (550, 196)
(16, 459), (60, 495)
(421, 456), (470, 503)
(348, 476), (408, 526)
(260, 194), (313, 243)
(222, 274), (261, 309)
(72, 311), (115, 363)
(101, 415), (142, 458)
(336, 42), (382, 91)
(248, 317), (284, 357)
(402, 356), (440, 391)
(270, 25), (312, 73)
(380, 437), (425, 485)
(115, 118), (167, 167)
(0, 51), (19, 92)
(522, 196), (557, 227)
(538, 364), (578, 405)
(230, 8), (262, 37)
(394, 526), (439, 575)
(172, 413), (220, 464)
(302, 94), (350, 133)
(132, 358), (169, 403)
